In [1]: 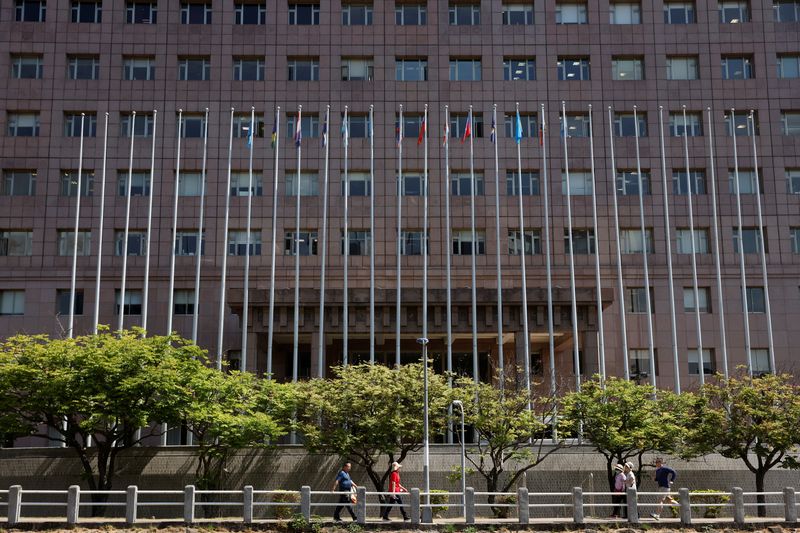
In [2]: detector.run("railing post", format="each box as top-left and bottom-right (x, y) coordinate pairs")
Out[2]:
(572, 487), (584, 525)
(626, 488), (639, 524)
(784, 487), (797, 523)
(67, 485), (80, 525)
(410, 488), (420, 527)
(126, 485), (138, 524)
(243, 485), (254, 523)
(356, 487), (366, 524)
(465, 487), (475, 524)
(732, 487), (745, 525)
(517, 486), (529, 525)
(679, 488), (692, 525)
(300, 486), (311, 521)
(8, 485), (22, 525)
(184, 485), (196, 524)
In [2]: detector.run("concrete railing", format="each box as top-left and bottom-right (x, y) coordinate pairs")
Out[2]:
(0, 485), (796, 525)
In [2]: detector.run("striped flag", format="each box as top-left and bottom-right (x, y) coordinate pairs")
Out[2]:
(490, 115), (496, 143)
(293, 110), (302, 147)
(443, 121), (449, 146)
(417, 115), (426, 145)
(322, 114), (328, 147)
(396, 120), (402, 146)
(461, 111), (472, 143)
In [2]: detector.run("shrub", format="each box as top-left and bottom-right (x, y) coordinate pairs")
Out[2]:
(274, 490), (301, 519)
(429, 489), (450, 517)
(691, 489), (730, 518)
(492, 494), (517, 519)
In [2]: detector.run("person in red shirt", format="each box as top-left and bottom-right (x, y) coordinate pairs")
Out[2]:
(381, 462), (409, 521)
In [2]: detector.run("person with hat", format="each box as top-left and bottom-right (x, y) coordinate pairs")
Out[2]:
(381, 461), (409, 521)
(610, 463), (627, 518)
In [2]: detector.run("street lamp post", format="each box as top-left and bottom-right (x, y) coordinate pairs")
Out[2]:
(416, 337), (431, 523)
(451, 399), (466, 518)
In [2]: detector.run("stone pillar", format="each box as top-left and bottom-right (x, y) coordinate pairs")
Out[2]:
(126, 486), (138, 524)
(517, 487), (529, 525)
(243, 485), (254, 523)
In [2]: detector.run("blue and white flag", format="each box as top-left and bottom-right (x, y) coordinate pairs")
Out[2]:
(293, 110), (302, 148)
(514, 111), (523, 145)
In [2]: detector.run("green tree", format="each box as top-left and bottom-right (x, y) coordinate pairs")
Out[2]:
(684, 371), (800, 516)
(294, 363), (451, 494)
(0, 329), (205, 491)
(561, 377), (690, 492)
(452, 376), (564, 516)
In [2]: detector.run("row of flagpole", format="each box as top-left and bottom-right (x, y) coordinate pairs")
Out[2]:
(63, 103), (776, 396)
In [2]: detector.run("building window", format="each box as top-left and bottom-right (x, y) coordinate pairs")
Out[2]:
(115, 290), (142, 315)
(60, 170), (94, 197)
(228, 230), (261, 256)
(503, 58), (535, 80)
(0, 231), (33, 256)
(15, 0), (46, 21)
(613, 112), (647, 137)
(180, 114), (206, 138)
(450, 113), (483, 138)
(284, 231), (318, 256)
(724, 111), (758, 136)
(396, 2), (426, 24)
(774, 0), (800, 21)
(288, 58), (319, 81)
(676, 228), (710, 253)
(67, 55), (100, 80)
(791, 227), (800, 253)
(288, 3), (320, 24)
(564, 228), (596, 254)
(123, 56), (155, 80)
(610, 2), (640, 23)
(504, 113), (537, 138)
(688, 349), (715, 375)
(664, 1), (695, 22)
(557, 57), (591, 80)
(286, 113), (320, 138)
(781, 111), (800, 135)
(449, 58), (482, 81)
(285, 172), (319, 196)
(506, 170), (539, 195)
(625, 287), (654, 313)
(117, 171), (150, 196)
(400, 230), (427, 255)
(399, 173), (422, 196)
(178, 57), (210, 81)
(175, 231), (205, 256)
(732, 227), (764, 254)
(2, 170), (36, 196)
(0, 291), (25, 315)
(750, 348), (772, 375)
(398, 114), (424, 140)
(719, 0), (749, 22)
(666, 56), (699, 80)
(235, 2), (265, 24)
(57, 230), (91, 256)
(64, 113), (97, 138)
(71, 1), (101, 22)
(721, 56), (753, 79)
(620, 228), (654, 254)
(181, 2), (212, 23)
(612, 57), (644, 80)
(616, 170), (651, 196)
(7, 112), (40, 137)
(503, 2), (533, 24)
(561, 171), (593, 195)
(629, 349), (658, 378)
(177, 172), (204, 196)
(683, 287), (711, 312)
(452, 230), (486, 255)
(342, 3), (372, 24)
(728, 169), (761, 194)
(509, 229), (541, 255)
(672, 170), (706, 195)
(396, 58), (428, 81)
(10, 54), (43, 79)
(343, 230), (371, 255)
(172, 289), (195, 315)
(114, 230), (146, 256)
(56, 289), (84, 316)
(343, 172), (371, 196)
(788, 169), (800, 194)
(746, 286), (766, 313)
(555, 1), (587, 23)
(449, 2), (480, 24)
(119, 112), (155, 138)
(126, 2), (157, 23)
(558, 112), (590, 137)
(233, 57), (265, 81)
(451, 172), (484, 196)
(341, 57), (374, 81)
(232, 113), (265, 139)
(669, 112), (703, 136)
(344, 113), (370, 138)
(777, 54), (800, 78)
(230, 171), (263, 196)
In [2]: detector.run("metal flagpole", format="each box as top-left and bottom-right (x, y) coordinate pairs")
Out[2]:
(633, 106), (657, 387)
(541, 104), (556, 398)
(267, 108), (280, 376)
(343, 106), (350, 366)
(492, 104), (505, 386)
(658, 106), (680, 392)
(607, 106), (629, 379)
(683, 106), (704, 386)
(515, 103), (531, 403)
(142, 109), (158, 333)
(68, 113), (85, 338)
(118, 111), (136, 333)
(730, 109), (753, 374)
(369, 105), (376, 364)
(293, 105), (302, 379)
(191, 108), (209, 342)
(216, 108), (235, 371)
(749, 110), (775, 373)
(318, 105), (330, 376)
(561, 101), (581, 391)
(707, 107), (729, 378)
(423, 104), (429, 344)
(166, 110), (182, 336)
(587, 104), (606, 382)
(468, 106), (479, 383)
(444, 106), (454, 442)
(395, 105), (403, 367)
(241, 106), (256, 372)
(92, 112), (109, 334)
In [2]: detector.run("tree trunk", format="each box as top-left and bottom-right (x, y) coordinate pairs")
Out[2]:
(606, 456), (616, 492)
(755, 469), (767, 518)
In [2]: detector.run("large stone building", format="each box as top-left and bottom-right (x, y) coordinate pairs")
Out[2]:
(1, 0), (799, 396)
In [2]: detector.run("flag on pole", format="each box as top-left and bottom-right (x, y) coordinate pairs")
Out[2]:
(443, 121), (449, 146)
(247, 116), (254, 149)
(490, 115), (496, 144)
(341, 115), (349, 147)
(514, 110), (523, 145)
(396, 120), (402, 146)
(461, 111), (472, 143)
(322, 115), (328, 147)
(417, 115), (426, 145)
(538, 119), (544, 146)
(293, 111), (302, 147)
(271, 122), (277, 148)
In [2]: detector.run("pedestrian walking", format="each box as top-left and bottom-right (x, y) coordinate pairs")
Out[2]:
(381, 461), (410, 521)
(611, 463), (626, 518)
(650, 457), (678, 520)
(333, 462), (358, 522)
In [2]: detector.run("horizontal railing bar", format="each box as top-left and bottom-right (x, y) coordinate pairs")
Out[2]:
(20, 491), (67, 495)
(78, 502), (127, 507)
(194, 502), (244, 507)
(475, 503), (516, 508)
(529, 503), (572, 508)
(529, 493), (573, 497)
(474, 492), (516, 496)
(743, 502), (786, 507)
(138, 490), (184, 495)
(252, 501), (301, 507)
(136, 502), (184, 507)
(80, 491), (127, 495)
(20, 502), (69, 507)
(195, 490), (243, 495)
(743, 492), (783, 496)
